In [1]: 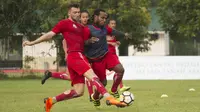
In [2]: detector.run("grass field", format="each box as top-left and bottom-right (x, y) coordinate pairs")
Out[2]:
(0, 80), (199, 112)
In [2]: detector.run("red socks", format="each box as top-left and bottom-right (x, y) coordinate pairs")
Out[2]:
(86, 79), (93, 96)
(111, 73), (123, 92)
(90, 77), (107, 96)
(55, 90), (79, 102)
(114, 73), (124, 88)
(52, 72), (70, 80)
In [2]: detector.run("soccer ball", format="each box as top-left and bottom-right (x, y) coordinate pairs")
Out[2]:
(119, 91), (134, 106)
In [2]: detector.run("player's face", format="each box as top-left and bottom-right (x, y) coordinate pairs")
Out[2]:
(108, 20), (116, 29)
(80, 12), (89, 25)
(68, 7), (80, 22)
(97, 12), (107, 26)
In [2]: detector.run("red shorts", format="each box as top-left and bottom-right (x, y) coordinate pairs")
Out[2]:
(111, 52), (119, 59)
(91, 52), (120, 81)
(67, 52), (91, 86)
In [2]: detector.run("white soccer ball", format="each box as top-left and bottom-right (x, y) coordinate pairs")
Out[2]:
(120, 91), (134, 106)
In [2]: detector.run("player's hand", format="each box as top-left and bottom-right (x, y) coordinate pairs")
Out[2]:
(110, 41), (120, 46)
(65, 55), (68, 61)
(116, 41), (121, 45)
(89, 37), (99, 43)
(124, 33), (131, 40)
(22, 41), (34, 47)
(110, 42), (117, 46)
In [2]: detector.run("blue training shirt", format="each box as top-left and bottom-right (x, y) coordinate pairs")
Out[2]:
(84, 25), (125, 59)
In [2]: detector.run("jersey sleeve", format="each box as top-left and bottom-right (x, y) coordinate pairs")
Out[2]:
(106, 26), (125, 40)
(106, 26), (113, 35)
(83, 26), (91, 40)
(52, 21), (65, 34)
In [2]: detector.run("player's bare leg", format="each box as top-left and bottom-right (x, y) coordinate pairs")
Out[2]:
(83, 69), (126, 107)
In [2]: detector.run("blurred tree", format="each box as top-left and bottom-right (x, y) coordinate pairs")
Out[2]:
(0, 0), (82, 39)
(157, 0), (200, 39)
(157, 0), (200, 55)
(0, 0), (72, 67)
(0, 0), (153, 58)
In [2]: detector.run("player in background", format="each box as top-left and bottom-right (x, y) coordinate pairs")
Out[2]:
(41, 10), (90, 85)
(84, 9), (130, 107)
(106, 19), (131, 92)
(23, 4), (127, 112)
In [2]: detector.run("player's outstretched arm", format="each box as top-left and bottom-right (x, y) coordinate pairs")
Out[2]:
(23, 31), (56, 46)
(111, 29), (131, 40)
(107, 26), (131, 40)
(107, 41), (119, 46)
(111, 29), (125, 37)
(106, 35), (121, 46)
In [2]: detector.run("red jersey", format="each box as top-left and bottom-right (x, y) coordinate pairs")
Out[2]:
(107, 35), (117, 54)
(52, 19), (85, 53)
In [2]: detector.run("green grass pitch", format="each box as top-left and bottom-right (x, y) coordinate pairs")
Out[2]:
(0, 80), (199, 112)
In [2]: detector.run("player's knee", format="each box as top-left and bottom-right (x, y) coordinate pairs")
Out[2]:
(120, 67), (125, 74)
(117, 66), (125, 75)
(75, 90), (84, 97)
(73, 84), (85, 97)
(113, 64), (125, 75)
(102, 80), (107, 86)
(92, 75), (100, 81)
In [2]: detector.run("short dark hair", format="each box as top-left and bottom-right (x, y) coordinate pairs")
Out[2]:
(68, 3), (80, 10)
(92, 9), (106, 21)
(81, 10), (89, 16)
(108, 19), (116, 24)
(93, 9), (106, 16)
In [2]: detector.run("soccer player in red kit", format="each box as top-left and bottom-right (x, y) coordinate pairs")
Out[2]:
(107, 19), (131, 92)
(41, 9), (94, 102)
(84, 9), (129, 107)
(23, 4), (126, 112)
(41, 10), (90, 85)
